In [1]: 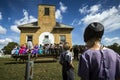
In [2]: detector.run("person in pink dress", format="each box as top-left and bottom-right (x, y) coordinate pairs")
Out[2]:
(19, 44), (27, 55)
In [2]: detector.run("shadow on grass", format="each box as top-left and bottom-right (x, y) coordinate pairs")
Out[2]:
(5, 60), (58, 65)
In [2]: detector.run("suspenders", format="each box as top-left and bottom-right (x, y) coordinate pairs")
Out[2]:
(99, 47), (109, 80)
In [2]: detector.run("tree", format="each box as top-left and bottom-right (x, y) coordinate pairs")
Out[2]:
(2, 42), (19, 54)
(107, 43), (120, 55)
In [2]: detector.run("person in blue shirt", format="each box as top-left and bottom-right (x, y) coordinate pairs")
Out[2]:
(11, 45), (19, 55)
(78, 22), (120, 80)
(59, 42), (74, 80)
(38, 44), (43, 54)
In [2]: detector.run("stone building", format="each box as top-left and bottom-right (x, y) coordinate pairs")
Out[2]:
(18, 4), (73, 47)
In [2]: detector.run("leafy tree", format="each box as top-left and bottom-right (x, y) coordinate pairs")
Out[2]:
(107, 43), (120, 55)
(2, 42), (19, 54)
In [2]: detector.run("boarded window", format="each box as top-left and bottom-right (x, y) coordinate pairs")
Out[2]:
(44, 8), (49, 16)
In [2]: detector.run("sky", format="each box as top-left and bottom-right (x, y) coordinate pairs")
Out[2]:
(0, 0), (120, 49)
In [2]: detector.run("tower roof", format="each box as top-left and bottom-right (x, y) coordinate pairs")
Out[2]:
(38, 4), (55, 6)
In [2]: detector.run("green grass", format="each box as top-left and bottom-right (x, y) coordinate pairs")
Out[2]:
(0, 58), (80, 80)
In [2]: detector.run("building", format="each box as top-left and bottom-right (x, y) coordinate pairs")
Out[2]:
(18, 4), (73, 47)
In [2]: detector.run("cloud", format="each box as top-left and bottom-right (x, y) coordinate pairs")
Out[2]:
(89, 4), (101, 14)
(10, 25), (20, 33)
(71, 19), (81, 26)
(103, 37), (120, 45)
(59, 2), (67, 13)
(0, 25), (7, 34)
(55, 2), (67, 22)
(29, 16), (37, 22)
(79, 4), (101, 14)
(79, 4), (120, 32)
(15, 9), (37, 25)
(0, 38), (13, 49)
(10, 9), (37, 33)
(79, 5), (88, 14)
(55, 9), (62, 22)
(0, 12), (2, 20)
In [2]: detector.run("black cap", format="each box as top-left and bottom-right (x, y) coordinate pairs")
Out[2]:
(84, 22), (104, 42)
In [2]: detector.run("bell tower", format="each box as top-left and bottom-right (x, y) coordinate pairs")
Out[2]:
(38, 4), (56, 31)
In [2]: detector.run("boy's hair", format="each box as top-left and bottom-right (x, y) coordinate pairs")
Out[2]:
(63, 42), (70, 50)
(84, 22), (104, 42)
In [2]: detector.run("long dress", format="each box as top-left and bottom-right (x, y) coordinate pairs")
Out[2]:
(32, 46), (39, 54)
(19, 46), (26, 55)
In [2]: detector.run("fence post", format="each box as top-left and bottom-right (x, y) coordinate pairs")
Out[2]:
(25, 41), (34, 80)
(25, 52), (34, 80)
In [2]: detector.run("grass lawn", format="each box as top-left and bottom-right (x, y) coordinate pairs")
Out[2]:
(0, 57), (81, 80)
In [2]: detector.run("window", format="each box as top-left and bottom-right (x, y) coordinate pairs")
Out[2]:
(45, 35), (49, 39)
(60, 35), (66, 42)
(27, 35), (33, 42)
(44, 8), (49, 16)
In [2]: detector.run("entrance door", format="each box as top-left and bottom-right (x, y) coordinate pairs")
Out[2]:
(39, 32), (54, 45)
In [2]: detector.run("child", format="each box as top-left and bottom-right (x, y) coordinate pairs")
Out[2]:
(38, 44), (43, 54)
(59, 42), (74, 80)
(32, 44), (39, 57)
(19, 44), (26, 55)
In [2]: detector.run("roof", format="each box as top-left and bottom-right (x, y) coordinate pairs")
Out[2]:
(38, 4), (55, 6)
(18, 22), (40, 29)
(54, 22), (73, 29)
(18, 22), (73, 30)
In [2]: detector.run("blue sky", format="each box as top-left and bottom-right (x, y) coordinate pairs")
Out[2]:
(0, 0), (120, 49)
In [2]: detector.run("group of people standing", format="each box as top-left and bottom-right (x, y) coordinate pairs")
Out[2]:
(11, 44), (43, 56)
(11, 42), (64, 57)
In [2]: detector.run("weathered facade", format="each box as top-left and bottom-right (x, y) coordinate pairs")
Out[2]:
(18, 4), (73, 46)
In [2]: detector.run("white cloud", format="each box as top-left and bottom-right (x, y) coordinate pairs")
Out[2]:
(55, 9), (62, 22)
(15, 9), (37, 25)
(55, 2), (67, 22)
(79, 5), (88, 14)
(29, 16), (38, 22)
(103, 37), (120, 45)
(89, 4), (101, 14)
(0, 38), (13, 49)
(0, 12), (2, 20)
(10, 25), (20, 33)
(0, 25), (7, 34)
(11, 9), (37, 33)
(79, 4), (120, 32)
(71, 19), (80, 26)
(59, 2), (67, 13)
(0, 38), (12, 45)
(79, 4), (101, 14)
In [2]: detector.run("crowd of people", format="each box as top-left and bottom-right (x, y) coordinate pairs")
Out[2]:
(11, 42), (64, 57)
